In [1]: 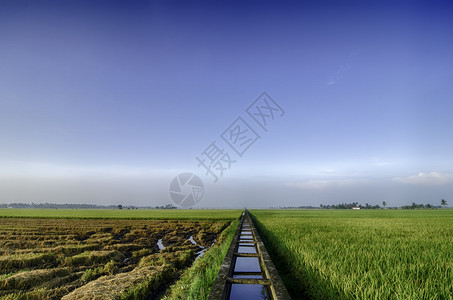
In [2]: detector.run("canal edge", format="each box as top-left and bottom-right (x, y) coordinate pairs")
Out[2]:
(208, 210), (291, 299)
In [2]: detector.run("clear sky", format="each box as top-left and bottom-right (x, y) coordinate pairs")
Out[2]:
(1, 0), (452, 208)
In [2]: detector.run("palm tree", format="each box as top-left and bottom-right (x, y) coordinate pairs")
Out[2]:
(441, 199), (447, 207)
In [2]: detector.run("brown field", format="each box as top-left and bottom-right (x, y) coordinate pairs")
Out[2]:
(0, 218), (230, 299)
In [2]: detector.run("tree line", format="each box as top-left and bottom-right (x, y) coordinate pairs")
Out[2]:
(319, 199), (448, 209)
(320, 202), (381, 209)
(0, 203), (178, 209)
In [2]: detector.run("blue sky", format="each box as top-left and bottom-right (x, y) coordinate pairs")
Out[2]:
(1, 0), (452, 208)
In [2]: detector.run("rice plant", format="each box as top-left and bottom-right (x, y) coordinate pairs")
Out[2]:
(250, 209), (453, 299)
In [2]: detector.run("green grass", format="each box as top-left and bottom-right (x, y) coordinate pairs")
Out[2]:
(250, 209), (453, 300)
(0, 209), (241, 220)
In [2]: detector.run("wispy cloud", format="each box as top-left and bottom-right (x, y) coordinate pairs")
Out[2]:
(325, 47), (360, 86)
(393, 172), (453, 186)
(326, 64), (351, 86)
(370, 157), (394, 167)
(286, 178), (371, 190)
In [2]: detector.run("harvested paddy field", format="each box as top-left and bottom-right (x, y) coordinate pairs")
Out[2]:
(0, 212), (240, 299)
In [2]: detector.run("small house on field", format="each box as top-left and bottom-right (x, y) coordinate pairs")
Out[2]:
(352, 207), (361, 210)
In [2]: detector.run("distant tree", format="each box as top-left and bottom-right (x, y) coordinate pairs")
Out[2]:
(382, 201), (387, 208)
(118, 204), (123, 210)
(441, 199), (447, 207)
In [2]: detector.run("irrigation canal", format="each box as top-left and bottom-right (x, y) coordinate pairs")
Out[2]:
(208, 211), (291, 300)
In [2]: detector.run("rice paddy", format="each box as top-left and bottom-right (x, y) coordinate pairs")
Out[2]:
(2, 208), (451, 299)
(0, 210), (241, 299)
(250, 209), (453, 299)
(0, 209), (240, 220)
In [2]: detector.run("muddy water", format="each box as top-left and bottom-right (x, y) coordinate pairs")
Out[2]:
(157, 239), (165, 250)
(189, 235), (216, 261)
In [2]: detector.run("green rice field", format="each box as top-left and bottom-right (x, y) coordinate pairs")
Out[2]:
(0, 209), (240, 220)
(250, 209), (453, 299)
